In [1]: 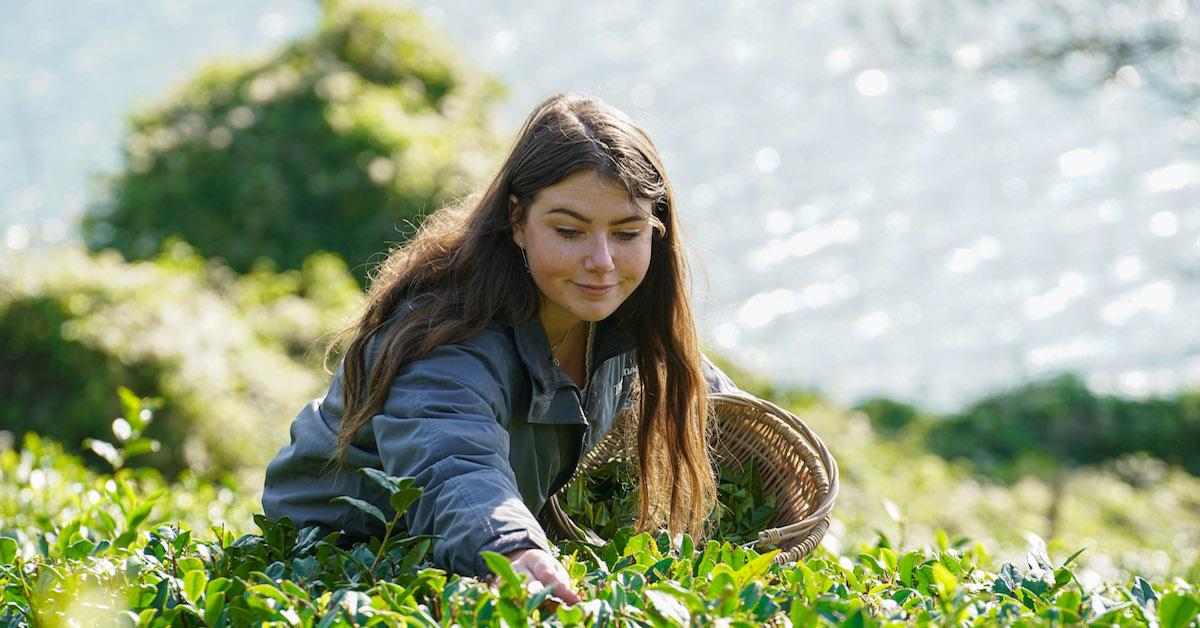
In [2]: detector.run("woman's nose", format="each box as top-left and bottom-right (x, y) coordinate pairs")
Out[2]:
(583, 236), (616, 273)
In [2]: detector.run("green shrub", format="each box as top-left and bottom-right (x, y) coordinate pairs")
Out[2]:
(853, 396), (924, 434)
(925, 374), (1200, 480)
(82, 0), (506, 282)
(0, 245), (332, 476)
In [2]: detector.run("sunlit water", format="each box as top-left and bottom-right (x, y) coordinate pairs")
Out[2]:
(2, 0), (1197, 413)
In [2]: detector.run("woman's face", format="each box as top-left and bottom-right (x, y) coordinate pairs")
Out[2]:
(512, 170), (654, 336)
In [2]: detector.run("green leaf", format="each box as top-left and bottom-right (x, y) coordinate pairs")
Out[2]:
(182, 570), (207, 606)
(122, 438), (161, 459)
(858, 553), (887, 578)
(932, 562), (957, 599)
(481, 551), (522, 595)
(205, 578), (232, 598)
(398, 538), (431, 573)
(678, 534), (694, 559)
(177, 557), (204, 573)
(524, 585), (556, 615)
(331, 496), (387, 526)
(280, 580), (310, 601)
(1132, 577), (1157, 609)
(878, 547), (898, 576)
(993, 562), (1020, 598)
(360, 468), (415, 495)
(84, 438), (122, 468)
(898, 552), (921, 587)
(1056, 589), (1081, 612)
(1051, 567), (1073, 593)
(203, 591), (226, 627)
(1159, 592), (1200, 628)
(250, 583), (291, 606)
(389, 487), (422, 519)
(623, 532), (652, 558)
(127, 495), (160, 530)
(645, 588), (691, 626)
(708, 565), (738, 601)
(1059, 547), (1086, 568)
(735, 550), (779, 587)
(0, 537), (18, 564)
(118, 387), (144, 429)
(497, 598), (527, 627)
(64, 539), (95, 560)
(557, 604), (584, 624)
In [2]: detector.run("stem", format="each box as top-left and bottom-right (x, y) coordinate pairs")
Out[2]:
(367, 518), (396, 583)
(17, 556), (42, 628)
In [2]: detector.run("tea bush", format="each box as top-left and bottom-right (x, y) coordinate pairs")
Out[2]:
(82, 0), (506, 281)
(0, 245), (341, 477)
(2, 431), (1198, 627)
(800, 398), (1200, 584)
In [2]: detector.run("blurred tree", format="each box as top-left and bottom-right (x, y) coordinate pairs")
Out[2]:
(926, 373), (1200, 481)
(82, 0), (507, 282)
(853, 396), (925, 434)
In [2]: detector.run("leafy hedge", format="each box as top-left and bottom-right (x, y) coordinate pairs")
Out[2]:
(2, 432), (1198, 627)
(82, 0), (506, 281)
(922, 374), (1200, 480)
(0, 245), (355, 476)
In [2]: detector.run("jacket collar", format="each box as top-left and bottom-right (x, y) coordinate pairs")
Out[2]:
(511, 314), (636, 393)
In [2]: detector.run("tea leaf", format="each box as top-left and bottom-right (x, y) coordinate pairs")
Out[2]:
(0, 537), (18, 564)
(389, 487), (422, 519)
(481, 551), (522, 596)
(331, 496), (387, 526)
(736, 550), (779, 587)
(645, 588), (691, 625)
(1132, 576), (1157, 609)
(182, 569), (207, 606)
(1159, 592), (1200, 628)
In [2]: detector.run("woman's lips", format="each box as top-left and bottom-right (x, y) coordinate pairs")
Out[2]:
(573, 282), (615, 296)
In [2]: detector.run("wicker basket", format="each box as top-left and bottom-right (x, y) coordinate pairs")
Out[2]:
(541, 391), (839, 563)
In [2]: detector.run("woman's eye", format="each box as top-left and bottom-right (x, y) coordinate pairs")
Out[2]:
(615, 230), (644, 241)
(554, 227), (583, 239)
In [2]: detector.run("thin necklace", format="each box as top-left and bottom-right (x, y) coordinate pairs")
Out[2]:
(550, 323), (578, 366)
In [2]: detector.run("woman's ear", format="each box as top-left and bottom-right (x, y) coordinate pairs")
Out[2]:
(509, 194), (525, 248)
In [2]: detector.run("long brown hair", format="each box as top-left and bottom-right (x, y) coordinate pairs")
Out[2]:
(330, 92), (716, 540)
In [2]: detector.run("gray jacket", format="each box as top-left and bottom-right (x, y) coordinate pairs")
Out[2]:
(262, 309), (737, 577)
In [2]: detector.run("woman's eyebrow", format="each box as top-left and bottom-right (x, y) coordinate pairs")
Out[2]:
(547, 207), (647, 225)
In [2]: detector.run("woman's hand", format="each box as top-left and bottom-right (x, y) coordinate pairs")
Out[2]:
(503, 548), (581, 606)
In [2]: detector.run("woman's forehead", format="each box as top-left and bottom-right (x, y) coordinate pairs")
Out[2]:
(533, 171), (653, 217)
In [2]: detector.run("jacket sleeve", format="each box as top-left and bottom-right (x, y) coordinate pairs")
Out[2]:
(701, 353), (741, 394)
(372, 338), (552, 577)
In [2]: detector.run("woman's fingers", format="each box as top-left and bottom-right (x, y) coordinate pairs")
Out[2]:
(506, 548), (582, 606)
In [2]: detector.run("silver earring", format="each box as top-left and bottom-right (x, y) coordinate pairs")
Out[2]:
(520, 247), (531, 274)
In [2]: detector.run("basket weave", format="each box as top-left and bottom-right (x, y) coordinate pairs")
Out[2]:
(541, 391), (839, 563)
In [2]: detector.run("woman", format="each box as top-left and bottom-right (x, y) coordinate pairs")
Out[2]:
(262, 92), (738, 602)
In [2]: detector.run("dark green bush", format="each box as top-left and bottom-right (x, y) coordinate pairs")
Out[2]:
(0, 296), (162, 467)
(82, 0), (506, 282)
(0, 245), (340, 476)
(926, 373), (1200, 480)
(853, 396), (923, 434)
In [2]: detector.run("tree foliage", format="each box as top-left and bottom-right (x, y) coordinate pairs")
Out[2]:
(925, 373), (1200, 481)
(82, 0), (507, 282)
